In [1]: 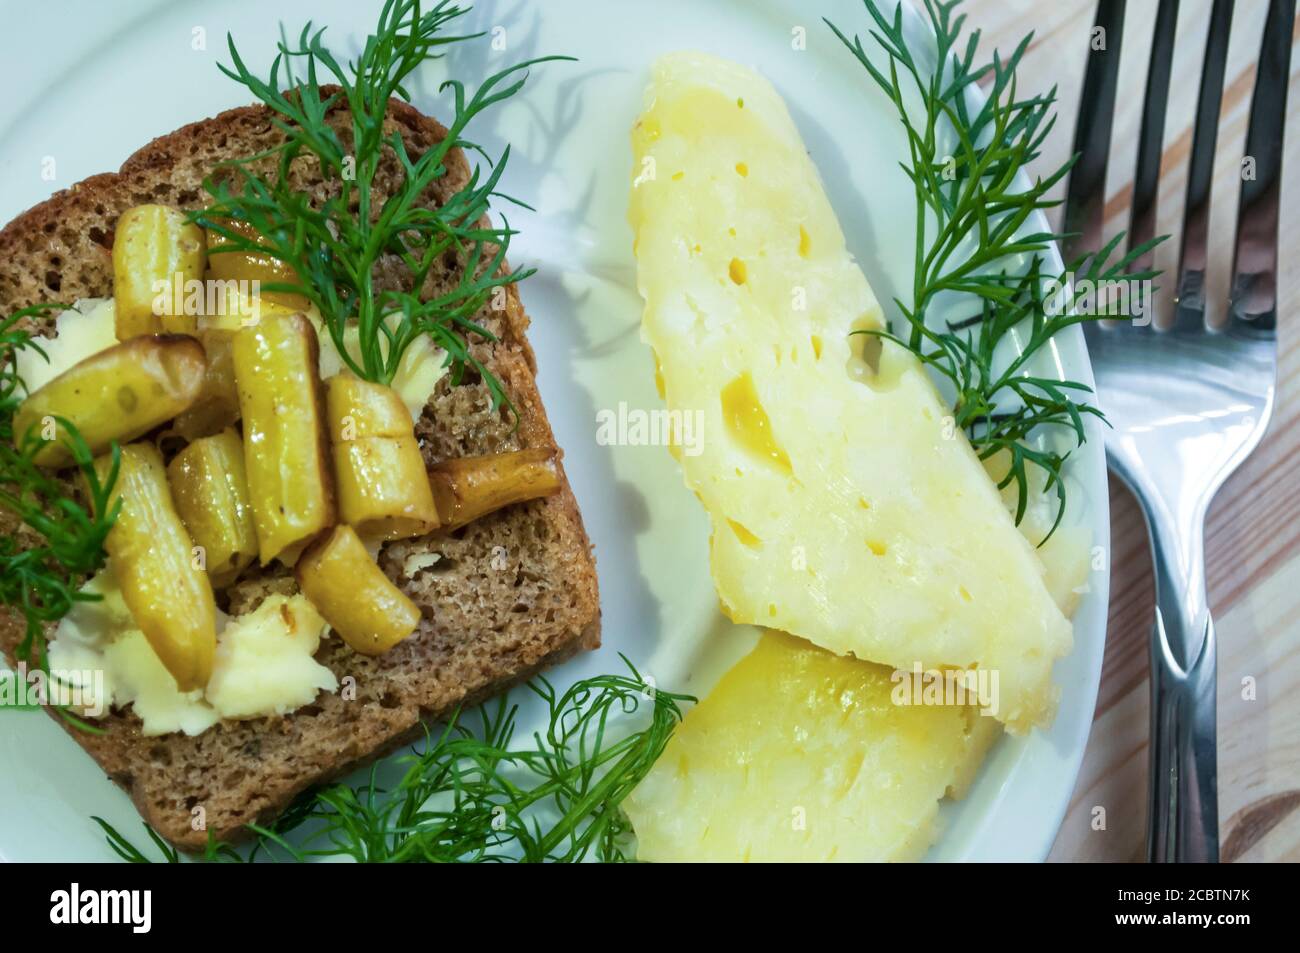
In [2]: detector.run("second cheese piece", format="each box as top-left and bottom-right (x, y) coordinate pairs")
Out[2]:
(93, 443), (217, 692)
(233, 312), (335, 565)
(325, 374), (439, 541)
(296, 524), (421, 656)
(624, 631), (1000, 862)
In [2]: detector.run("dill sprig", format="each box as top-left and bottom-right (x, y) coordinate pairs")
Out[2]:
(197, 0), (570, 412)
(828, 0), (1163, 540)
(95, 661), (692, 863)
(0, 305), (120, 718)
(93, 816), (181, 864)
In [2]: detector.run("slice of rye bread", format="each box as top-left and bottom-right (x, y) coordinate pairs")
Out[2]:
(0, 89), (601, 850)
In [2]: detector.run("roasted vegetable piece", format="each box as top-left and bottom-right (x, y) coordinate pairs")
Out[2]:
(295, 524), (421, 656)
(172, 330), (240, 441)
(167, 428), (258, 587)
(428, 448), (561, 530)
(232, 313), (335, 564)
(197, 281), (301, 333)
(113, 204), (206, 338)
(205, 218), (309, 310)
(326, 374), (439, 540)
(13, 335), (206, 468)
(93, 443), (217, 691)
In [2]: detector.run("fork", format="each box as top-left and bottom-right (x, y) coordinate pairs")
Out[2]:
(1064, 0), (1293, 862)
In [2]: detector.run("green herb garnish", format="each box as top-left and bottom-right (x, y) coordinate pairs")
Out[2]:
(96, 662), (692, 863)
(199, 0), (570, 411)
(0, 304), (120, 723)
(93, 815), (182, 864)
(828, 0), (1163, 540)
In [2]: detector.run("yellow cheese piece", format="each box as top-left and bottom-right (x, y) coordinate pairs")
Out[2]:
(628, 52), (1072, 731)
(14, 298), (118, 393)
(623, 465), (1089, 864)
(46, 565), (217, 736)
(204, 594), (337, 719)
(103, 630), (221, 737)
(44, 566), (336, 735)
(624, 631), (1000, 862)
(1038, 527), (1092, 619)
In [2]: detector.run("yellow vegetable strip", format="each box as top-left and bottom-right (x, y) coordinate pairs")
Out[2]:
(325, 374), (439, 541)
(205, 218), (309, 311)
(13, 335), (205, 468)
(232, 312), (335, 565)
(93, 443), (217, 692)
(167, 428), (259, 587)
(427, 448), (561, 531)
(172, 329), (240, 442)
(112, 204), (206, 338)
(296, 524), (421, 656)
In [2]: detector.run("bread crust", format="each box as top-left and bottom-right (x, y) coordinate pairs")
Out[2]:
(0, 90), (601, 850)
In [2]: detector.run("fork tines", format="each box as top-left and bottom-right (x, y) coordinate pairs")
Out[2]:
(1063, 0), (1126, 264)
(1128, 0), (1180, 274)
(1228, 0), (1295, 335)
(1172, 0), (1235, 332)
(1066, 0), (1294, 336)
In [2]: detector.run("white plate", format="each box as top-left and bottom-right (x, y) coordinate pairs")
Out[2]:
(0, 0), (1108, 862)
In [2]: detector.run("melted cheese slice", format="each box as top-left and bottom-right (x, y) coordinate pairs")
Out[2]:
(625, 631), (1001, 862)
(628, 52), (1072, 731)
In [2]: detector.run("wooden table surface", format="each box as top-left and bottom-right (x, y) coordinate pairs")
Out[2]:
(954, 0), (1299, 862)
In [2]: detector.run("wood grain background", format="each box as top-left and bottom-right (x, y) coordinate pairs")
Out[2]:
(956, 0), (1299, 862)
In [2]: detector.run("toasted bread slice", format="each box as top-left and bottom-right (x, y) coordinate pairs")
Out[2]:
(0, 91), (601, 850)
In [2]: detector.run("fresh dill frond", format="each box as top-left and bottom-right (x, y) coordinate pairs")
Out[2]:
(198, 0), (571, 412)
(97, 660), (693, 864)
(92, 816), (181, 864)
(828, 0), (1165, 541)
(0, 305), (120, 670)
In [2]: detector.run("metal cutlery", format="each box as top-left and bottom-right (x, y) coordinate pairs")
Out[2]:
(1065, 0), (1293, 862)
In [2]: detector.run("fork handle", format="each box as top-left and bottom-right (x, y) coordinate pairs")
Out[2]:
(1146, 530), (1219, 862)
